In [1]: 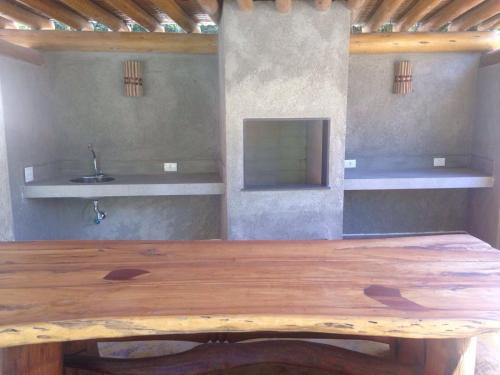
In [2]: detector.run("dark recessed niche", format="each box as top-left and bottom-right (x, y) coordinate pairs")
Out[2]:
(243, 118), (330, 190)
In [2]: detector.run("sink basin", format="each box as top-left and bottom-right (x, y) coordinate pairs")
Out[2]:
(70, 175), (115, 184)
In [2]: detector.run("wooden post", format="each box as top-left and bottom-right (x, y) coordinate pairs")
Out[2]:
(0, 343), (63, 375)
(424, 338), (477, 375)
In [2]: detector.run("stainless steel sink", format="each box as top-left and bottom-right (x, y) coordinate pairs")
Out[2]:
(70, 175), (115, 184)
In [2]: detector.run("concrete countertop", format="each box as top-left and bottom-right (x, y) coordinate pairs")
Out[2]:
(344, 168), (494, 191)
(23, 173), (224, 198)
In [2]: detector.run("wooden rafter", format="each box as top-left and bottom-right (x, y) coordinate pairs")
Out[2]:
(1, 30), (499, 54)
(477, 13), (500, 31)
(237, 0), (254, 12)
(365, 0), (407, 32)
(148, 0), (199, 33)
(449, 0), (500, 31)
(58, 0), (128, 32)
(102, 0), (163, 31)
(0, 0), (53, 29)
(275, 0), (291, 13)
(315, 0), (332, 11)
(350, 31), (500, 53)
(195, 0), (219, 23)
(0, 15), (16, 28)
(0, 38), (43, 64)
(0, 29), (216, 53)
(420, 0), (486, 32)
(348, 0), (371, 23)
(17, 0), (92, 30)
(395, 0), (442, 32)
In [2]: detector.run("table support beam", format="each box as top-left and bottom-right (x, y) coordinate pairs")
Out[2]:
(0, 343), (63, 375)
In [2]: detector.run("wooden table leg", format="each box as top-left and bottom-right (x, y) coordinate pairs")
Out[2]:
(0, 343), (63, 375)
(424, 337), (477, 375)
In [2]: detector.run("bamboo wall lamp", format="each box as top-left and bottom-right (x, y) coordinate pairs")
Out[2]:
(393, 60), (412, 95)
(123, 60), (143, 97)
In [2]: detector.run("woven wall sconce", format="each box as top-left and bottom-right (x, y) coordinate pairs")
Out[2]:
(393, 60), (412, 95)
(123, 60), (143, 97)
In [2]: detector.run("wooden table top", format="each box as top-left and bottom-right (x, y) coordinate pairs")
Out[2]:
(1, 234), (500, 348)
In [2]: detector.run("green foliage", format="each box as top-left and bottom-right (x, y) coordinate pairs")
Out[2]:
(53, 20), (70, 30)
(130, 23), (147, 32)
(200, 24), (218, 34)
(92, 22), (109, 32)
(379, 23), (393, 32)
(164, 24), (183, 33)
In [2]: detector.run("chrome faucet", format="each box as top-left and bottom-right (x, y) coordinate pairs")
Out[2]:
(88, 144), (102, 177)
(93, 200), (106, 224)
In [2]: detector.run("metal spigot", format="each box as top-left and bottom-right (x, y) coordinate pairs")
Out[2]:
(93, 200), (106, 224)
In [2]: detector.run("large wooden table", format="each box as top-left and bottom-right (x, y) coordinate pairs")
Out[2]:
(1, 234), (500, 374)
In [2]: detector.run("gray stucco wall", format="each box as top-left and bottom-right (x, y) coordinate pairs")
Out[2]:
(220, 1), (350, 239)
(345, 53), (481, 235)
(3, 52), (221, 240)
(468, 61), (500, 247)
(0, 56), (62, 240)
(0, 70), (13, 241)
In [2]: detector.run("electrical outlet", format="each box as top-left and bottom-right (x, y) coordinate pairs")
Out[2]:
(433, 157), (446, 167)
(163, 163), (178, 172)
(344, 159), (357, 169)
(24, 166), (34, 183)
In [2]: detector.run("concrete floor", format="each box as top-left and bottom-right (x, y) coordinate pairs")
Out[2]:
(99, 334), (500, 374)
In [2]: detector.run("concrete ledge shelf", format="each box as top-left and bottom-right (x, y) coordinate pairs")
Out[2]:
(344, 168), (494, 191)
(23, 174), (224, 199)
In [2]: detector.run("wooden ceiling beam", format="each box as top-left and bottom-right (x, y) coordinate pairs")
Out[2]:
(420, 0), (486, 31)
(315, 0), (332, 11)
(0, 15), (16, 28)
(102, 0), (163, 31)
(58, 0), (128, 31)
(237, 0), (254, 12)
(0, 30), (216, 53)
(365, 0), (407, 32)
(195, 0), (219, 23)
(17, 0), (92, 30)
(0, 38), (43, 64)
(395, 0), (442, 31)
(348, 0), (370, 23)
(449, 0), (500, 31)
(477, 13), (500, 31)
(275, 0), (291, 13)
(0, 0), (53, 29)
(1, 30), (499, 55)
(350, 31), (500, 53)
(148, 0), (199, 33)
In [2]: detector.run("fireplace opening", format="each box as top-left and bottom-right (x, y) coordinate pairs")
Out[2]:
(244, 118), (330, 189)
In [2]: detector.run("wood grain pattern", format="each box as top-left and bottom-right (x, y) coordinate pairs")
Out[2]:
(420, 0), (486, 31)
(148, 0), (199, 33)
(0, 235), (500, 349)
(101, 0), (163, 31)
(0, 38), (44, 65)
(17, 0), (92, 30)
(64, 340), (419, 375)
(0, 343), (62, 375)
(58, 0), (128, 31)
(0, 1), (53, 30)
(1, 30), (499, 54)
(365, 0), (407, 32)
(395, 0), (442, 31)
(0, 30), (216, 54)
(424, 338), (477, 375)
(449, 0), (500, 31)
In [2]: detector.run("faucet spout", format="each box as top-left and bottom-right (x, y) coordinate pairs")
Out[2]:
(88, 144), (101, 176)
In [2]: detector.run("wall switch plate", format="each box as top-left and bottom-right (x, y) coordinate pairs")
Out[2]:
(163, 162), (178, 172)
(24, 166), (34, 183)
(433, 157), (446, 167)
(344, 159), (357, 169)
